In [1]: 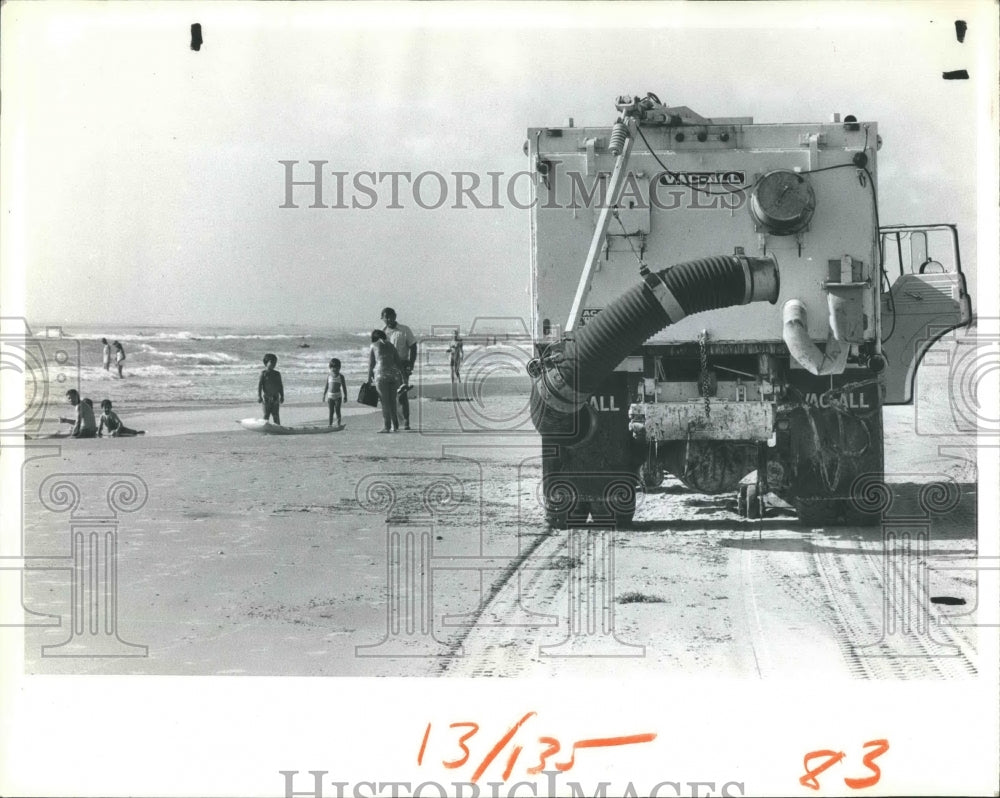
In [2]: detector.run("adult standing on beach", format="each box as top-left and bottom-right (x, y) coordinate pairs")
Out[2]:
(101, 338), (111, 371)
(113, 341), (126, 378)
(368, 330), (402, 433)
(381, 307), (417, 431)
(447, 330), (464, 386)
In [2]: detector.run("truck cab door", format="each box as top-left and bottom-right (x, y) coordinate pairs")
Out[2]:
(879, 224), (972, 404)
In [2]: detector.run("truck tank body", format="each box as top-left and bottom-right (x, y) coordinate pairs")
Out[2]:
(527, 95), (972, 526)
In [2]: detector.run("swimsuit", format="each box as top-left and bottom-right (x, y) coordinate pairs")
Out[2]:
(259, 369), (284, 423)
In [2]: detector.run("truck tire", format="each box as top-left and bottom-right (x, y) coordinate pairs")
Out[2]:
(793, 496), (882, 526)
(785, 378), (884, 526)
(746, 484), (762, 519)
(545, 511), (566, 529)
(738, 483), (763, 519)
(588, 502), (635, 528)
(539, 370), (640, 529)
(794, 498), (842, 526)
(639, 462), (664, 490)
(545, 501), (591, 530)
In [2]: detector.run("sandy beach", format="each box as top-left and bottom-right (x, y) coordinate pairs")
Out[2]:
(19, 376), (541, 676)
(14, 348), (981, 679)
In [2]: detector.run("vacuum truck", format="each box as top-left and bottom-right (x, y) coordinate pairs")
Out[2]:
(526, 93), (972, 526)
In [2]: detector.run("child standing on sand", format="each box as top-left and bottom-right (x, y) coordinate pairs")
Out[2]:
(98, 399), (145, 437)
(257, 353), (285, 425)
(322, 358), (348, 428)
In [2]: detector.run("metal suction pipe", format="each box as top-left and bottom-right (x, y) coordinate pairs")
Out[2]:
(529, 254), (780, 437)
(781, 298), (850, 376)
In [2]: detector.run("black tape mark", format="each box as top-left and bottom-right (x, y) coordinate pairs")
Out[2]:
(954, 20), (967, 43)
(930, 596), (967, 605)
(942, 69), (970, 80)
(191, 23), (203, 52)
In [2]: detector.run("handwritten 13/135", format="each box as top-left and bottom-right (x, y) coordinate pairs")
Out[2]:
(417, 712), (657, 783)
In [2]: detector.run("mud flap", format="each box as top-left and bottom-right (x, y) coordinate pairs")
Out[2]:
(776, 371), (884, 525)
(540, 371), (641, 527)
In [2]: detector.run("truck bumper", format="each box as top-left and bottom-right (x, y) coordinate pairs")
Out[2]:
(629, 401), (776, 443)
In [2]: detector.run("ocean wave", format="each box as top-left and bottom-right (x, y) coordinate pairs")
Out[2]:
(100, 331), (318, 342)
(113, 364), (185, 377)
(41, 325), (466, 405)
(200, 333), (315, 341)
(118, 331), (202, 341)
(88, 378), (197, 391)
(151, 351), (243, 365)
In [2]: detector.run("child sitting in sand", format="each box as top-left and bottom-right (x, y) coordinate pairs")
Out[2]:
(98, 399), (145, 437)
(322, 358), (348, 427)
(59, 389), (98, 438)
(257, 353), (285, 425)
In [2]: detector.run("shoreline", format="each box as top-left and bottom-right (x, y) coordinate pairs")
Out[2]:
(28, 374), (532, 439)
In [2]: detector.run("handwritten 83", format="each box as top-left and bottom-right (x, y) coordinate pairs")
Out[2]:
(800, 739), (890, 791)
(416, 712), (656, 783)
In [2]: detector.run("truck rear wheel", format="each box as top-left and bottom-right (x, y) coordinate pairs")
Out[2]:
(545, 502), (591, 530)
(539, 370), (641, 529)
(587, 503), (636, 528)
(639, 462), (664, 490)
(747, 484), (762, 519)
(794, 497), (842, 526)
(783, 379), (884, 526)
(793, 497), (881, 527)
(546, 486), (638, 529)
(737, 483), (763, 519)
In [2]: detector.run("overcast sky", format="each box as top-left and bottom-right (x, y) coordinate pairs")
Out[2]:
(2, 1), (995, 330)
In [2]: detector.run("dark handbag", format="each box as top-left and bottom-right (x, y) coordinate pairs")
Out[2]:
(357, 381), (379, 407)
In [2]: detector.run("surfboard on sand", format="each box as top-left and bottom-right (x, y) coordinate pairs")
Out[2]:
(238, 418), (343, 435)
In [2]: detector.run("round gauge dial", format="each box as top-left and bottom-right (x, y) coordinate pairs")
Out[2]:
(749, 170), (816, 235)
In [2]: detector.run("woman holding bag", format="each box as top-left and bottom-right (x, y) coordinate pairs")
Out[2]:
(368, 329), (402, 433)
